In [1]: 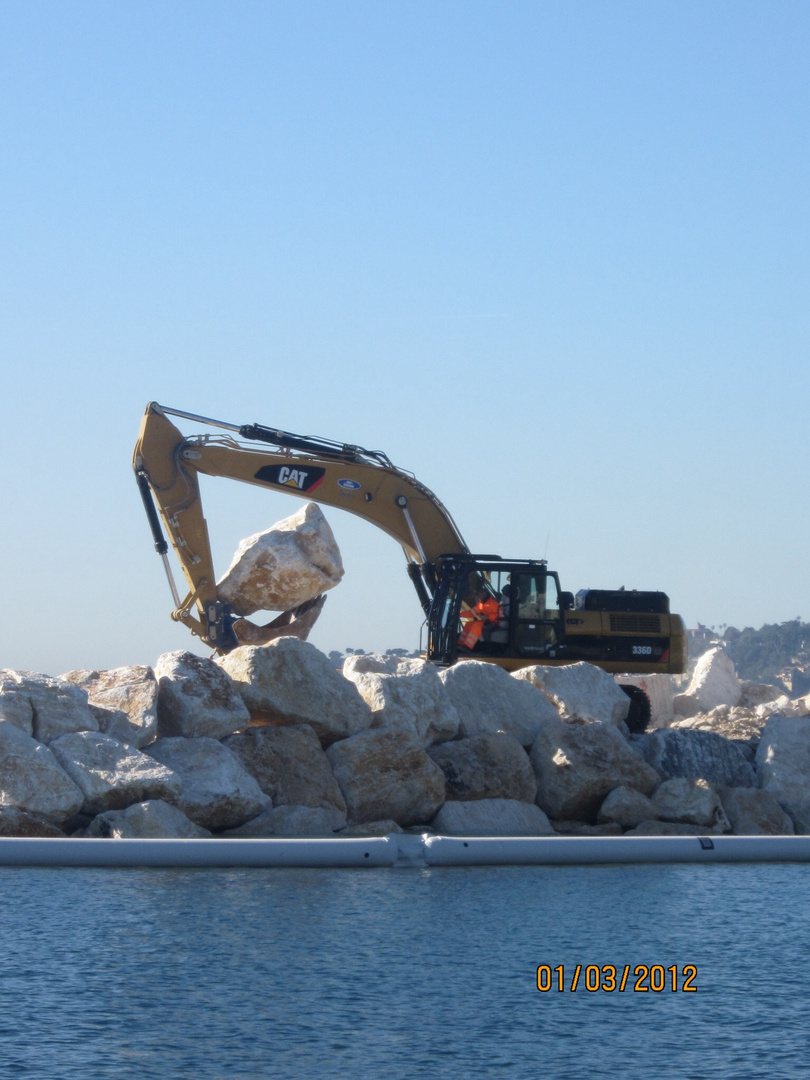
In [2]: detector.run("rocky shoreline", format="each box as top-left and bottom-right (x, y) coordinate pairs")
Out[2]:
(0, 641), (806, 840)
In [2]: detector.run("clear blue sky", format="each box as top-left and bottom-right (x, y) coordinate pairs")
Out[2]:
(1, 1), (807, 674)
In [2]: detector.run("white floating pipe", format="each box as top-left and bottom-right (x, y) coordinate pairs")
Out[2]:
(0, 837), (397, 869)
(423, 834), (810, 866)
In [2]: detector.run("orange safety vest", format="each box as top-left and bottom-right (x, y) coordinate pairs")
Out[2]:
(458, 597), (503, 649)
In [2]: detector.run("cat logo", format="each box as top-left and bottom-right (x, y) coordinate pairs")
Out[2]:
(253, 464), (326, 492)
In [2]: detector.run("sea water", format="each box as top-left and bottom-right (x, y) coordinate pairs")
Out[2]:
(0, 861), (807, 1079)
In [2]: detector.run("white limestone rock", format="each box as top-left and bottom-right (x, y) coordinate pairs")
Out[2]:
(61, 666), (158, 748)
(217, 638), (373, 747)
(155, 651), (250, 740)
(651, 777), (730, 831)
(719, 786), (795, 836)
(616, 674), (675, 727)
(438, 660), (560, 747)
(755, 714), (810, 832)
(49, 731), (182, 815)
(84, 799), (211, 838)
(597, 785), (661, 829)
(671, 705), (765, 745)
(342, 654), (459, 747)
(0, 683), (34, 735)
(529, 718), (660, 822)
(326, 728), (446, 827)
(0, 669), (98, 744)
(686, 647), (742, 711)
(146, 737), (271, 831)
(223, 725), (347, 814)
(644, 729), (755, 788)
(514, 662), (630, 726)
(426, 732), (537, 804)
(220, 804), (347, 837)
(217, 502), (343, 616)
(0, 720), (84, 824)
(740, 683), (788, 708)
(431, 798), (555, 836)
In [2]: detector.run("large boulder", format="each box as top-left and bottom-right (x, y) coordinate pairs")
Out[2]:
(427, 732), (537, 803)
(0, 720), (84, 824)
(438, 661), (560, 746)
(719, 787), (795, 836)
(146, 737), (271, 831)
(326, 729), (446, 826)
(0, 669), (98, 744)
(221, 804), (347, 838)
(651, 778), (730, 831)
(755, 714), (810, 832)
(597, 785), (660, 829)
(685, 647), (742, 711)
(61, 666), (158, 748)
(342, 654), (459, 747)
(217, 502), (343, 615)
(431, 798), (555, 836)
(217, 639), (373, 746)
(84, 799), (211, 838)
(529, 718), (660, 822)
(514, 662), (630, 726)
(49, 731), (182, 815)
(155, 651), (250, 740)
(644, 729), (755, 788)
(0, 805), (66, 837)
(223, 725), (346, 814)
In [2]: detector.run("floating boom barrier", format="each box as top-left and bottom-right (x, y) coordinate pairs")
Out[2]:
(1, 834), (810, 869)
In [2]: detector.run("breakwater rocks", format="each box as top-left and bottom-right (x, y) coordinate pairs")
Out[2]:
(0, 644), (805, 839)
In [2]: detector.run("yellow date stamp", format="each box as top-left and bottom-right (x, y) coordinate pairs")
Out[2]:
(536, 964), (697, 993)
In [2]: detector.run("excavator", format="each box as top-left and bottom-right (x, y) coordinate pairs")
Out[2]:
(133, 403), (686, 726)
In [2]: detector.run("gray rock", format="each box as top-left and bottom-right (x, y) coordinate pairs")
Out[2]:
(719, 786), (794, 836)
(50, 731), (182, 815)
(0, 805), (66, 837)
(220, 804), (346, 837)
(644, 729), (755, 788)
(624, 820), (717, 836)
(0, 669), (98, 744)
(438, 660), (560, 746)
(514, 662), (630, 726)
(85, 799), (211, 838)
(0, 720), (84, 823)
(431, 798), (555, 836)
(338, 819), (404, 837)
(218, 638), (373, 746)
(530, 718), (660, 822)
(427, 732), (537, 803)
(223, 725), (346, 814)
(146, 737), (271, 831)
(326, 728), (446, 827)
(155, 651), (250, 740)
(61, 666), (158, 748)
(755, 714), (810, 832)
(217, 502), (343, 616)
(597, 785), (660, 829)
(342, 654), (459, 747)
(651, 778), (730, 831)
(549, 820), (623, 836)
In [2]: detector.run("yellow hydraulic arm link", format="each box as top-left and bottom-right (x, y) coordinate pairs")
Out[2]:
(133, 402), (469, 649)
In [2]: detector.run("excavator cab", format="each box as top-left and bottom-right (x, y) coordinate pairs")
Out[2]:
(427, 556), (567, 667)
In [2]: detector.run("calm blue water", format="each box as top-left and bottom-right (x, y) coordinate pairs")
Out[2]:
(0, 862), (807, 1079)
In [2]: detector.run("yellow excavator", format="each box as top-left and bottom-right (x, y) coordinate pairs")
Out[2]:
(133, 402), (686, 692)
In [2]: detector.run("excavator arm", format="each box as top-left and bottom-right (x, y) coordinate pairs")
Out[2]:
(133, 402), (469, 650)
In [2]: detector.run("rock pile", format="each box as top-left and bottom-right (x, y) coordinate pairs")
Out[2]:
(0, 648), (803, 839)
